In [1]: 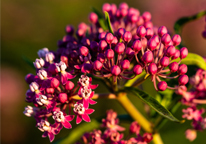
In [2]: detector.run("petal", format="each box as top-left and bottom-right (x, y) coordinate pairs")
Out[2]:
(42, 131), (48, 138)
(61, 74), (67, 85)
(74, 65), (81, 69)
(89, 91), (94, 98)
(65, 115), (74, 121)
(89, 84), (98, 89)
(78, 88), (81, 96)
(115, 125), (126, 131)
(85, 109), (94, 114)
(83, 99), (89, 109)
(66, 73), (76, 79)
(76, 115), (82, 124)
(82, 114), (91, 122)
(48, 132), (55, 142)
(62, 120), (72, 129)
(89, 99), (97, 105)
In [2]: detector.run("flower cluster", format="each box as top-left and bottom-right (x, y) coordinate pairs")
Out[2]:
(24, 48), (98, 142)
(56, 2), (188, 92)
(176, 58), (206, 141)
(78, 110), (153, 144)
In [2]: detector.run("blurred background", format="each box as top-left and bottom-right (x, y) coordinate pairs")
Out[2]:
(1, 0), (206, 143)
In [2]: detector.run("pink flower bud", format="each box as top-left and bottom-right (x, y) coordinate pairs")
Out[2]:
(136, 26), (146, 38)
(97, 53), (105, 63)
(137, 16), (144, 26)
(34, 58), (45, 69)
(178, 75), (189, 85)
(171, 49), (180, 60)
(81, 38), (90, 47)
(172, 34), (181, 46)
(158, 26), (168, 37)
(111, 36), (118, 47)
(160, 56), (170, 67)
(105, 33), (114, 44)
(148, 63), (157, 75)
(102, 3), (111, 12)
(129, 121), (140, 134)
(115, 43), (125, 54)
(129, 14), (138, 23)
(65, 25), (74, 35)
(132, 40), (142, 52)
(25, 73), (35, 84)
(99, 40), (108, 51)
(105, 49), (114, 59)
(98, 32), (107, 40)
(90, 41), (99, 52)
(152, 35), (160, 45)
(78, 22), (87, 31)
(128, 8), (140, 17)
(58, 93), (68, 103)
(46, 88), (55, 94)
(157, 81), (167, 91)
(180, 47), (188, 59)
(121, 60), (130, 70)
(120, 8), (128, 17)
(123, 31), (132, 42)
(178, 64), (188, 75)
(50, 78), (60, 88)
(48, 63), (59, 74)
(133, 65), (142, 75)
(169, 62), (179, 72)
(145, 28), (154, 39)
(161, 33), (171, 45)
(142, 51), (154, 63)
(65, 81), (74, 90)
(93, 60), (103, 71)
(144, 21), (153, 29)
(143, 133), (153, 143)
(126, 47), (135, 57)
(79, 46), (89, 56)
(185, 129), (197, 142)
(89, 12), (98, 24)
(119, 2), (129, 10)
(111, 65), (121, 76)
(166, 46), (176, 57)
(117, 28), (126, 39)
(147, 38), (157, 50)
(142, 11), (151, 22)
(45, 52), (55, 63)
(111, 4), (117, 15)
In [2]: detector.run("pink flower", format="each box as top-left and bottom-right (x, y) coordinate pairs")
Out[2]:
(185, 129), (197, 142)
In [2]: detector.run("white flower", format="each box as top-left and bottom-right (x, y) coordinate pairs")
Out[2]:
(53, 111), (65, 122)
(29, 82), (39, 92)
(73, 103), (85, 115)
(56, 61), (67, 72)
(45, 52), (55, 63)
(23, 106), (38, 117)
(79, 75), (90, 87)
(37, 69), (47, 80)
(36, 95), (49, 105)
(37, 120), (51, 132)
(33, 58), (45, 69)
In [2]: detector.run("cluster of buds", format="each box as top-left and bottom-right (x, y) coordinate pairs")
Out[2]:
(78, 110), (153, 144)
(24, 47), (98, 142)
(176, 58), (206, 141)
(56, 2), (189, 92)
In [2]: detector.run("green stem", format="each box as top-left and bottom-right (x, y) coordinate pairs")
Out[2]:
(152, 133), (164, 144)
(125, 71), (146, 87)
(117, 92), (153, 133)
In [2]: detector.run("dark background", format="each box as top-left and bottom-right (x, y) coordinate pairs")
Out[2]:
(1, 0), (206, 143)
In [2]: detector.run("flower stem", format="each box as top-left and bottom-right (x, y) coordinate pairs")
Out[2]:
(152, 133), (164, 144)
(117, 92), (153, 133)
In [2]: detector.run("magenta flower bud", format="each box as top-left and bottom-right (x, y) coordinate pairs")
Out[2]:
(128, 8), (140, 17)
(171, 49), (180, 60)
(65, 25), (74, 35)
(97, 53), (105, 63)
(65, 81), (74, 90)
(158, 26), (168, 37)
(152, 35), (160, 45)
(115, 43), (125, 54)
(178, 64), (188, 75)
(99, 40), (108, 51)
(144, 21), (153, 29)
(111, 36), (118, 47)
(178, 75), (189, 85)
(120, 8), (128, 17)
(76, 29), (85, 38)
(48, 63), (59, 74)
(89, 12), (98, 24)
(78, 22), (87, 31)
(202, 30), (206, 39)
(143, 133), (153, 143)
(129, 14), (138, 23)
(121, 60), (130, 70)
(142, 11), (152, 22)
(148, 63), (157, 75)
(25, 73), (35, 84)
(172, 34), (181, 46)
(46, 88), (55, 94)
(111, 65), (121, 76)
(117, 28), (126, 39)
(136, 26), (146, 38)
(58, 93), (68, 103)
(157, 81), (167, 91)
(166, 46), (176, 57)
(102, 3), (111, 12)
(169, 62), (179, 72)
(133, 65), (142, 75)
(98, 32), (107, 40)
(137, 16), (144, 26)
(160, 56), (170, 67)
(142, 51), (154, 63)
(105, 49), (114, 59)
(81, 38), (90, 47)
(105, 33), (114, 44)
(79, 46), (89, 56)
(90, 41), (99, 52)
(123, 31), (132, 42)
(161, 33), (171, 45)
(93, 60), (103, 71)
(147, 38), (157, 50)
(126, 47), (135, 57)
(50, 78), (60, 88)
(132, 40), (142, 52)
(129, 121), (140, 134)
(119, 2), (129, 10)
(180, 47), (188, 59)
(145, 28), (154, 39)
(111, 4), (117, 15)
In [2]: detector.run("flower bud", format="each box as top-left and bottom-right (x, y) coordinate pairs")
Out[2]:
(171, 49), (180, 60)
(97, 53), (105, 63)
(147, 38), (157, 50)
(111, 65), (121, 76)
(158, 26), (168, 37)
(45, 52), (55, 63)
(93, 60), (103, 71)
(102, 3), (111, 12)
(161, 33), (171, 45)
(34, 58), (45, 69)
(132, 40), (142, 52)
(65, 81), (74, 90)
(148, 63), (157, 75)
(119, 2), (129, 10)
(90, 41), (99, 52)
(48, 63), (59, 74)
(115, 43), (125, 54)
(89, 12), (98, 24)
(133, 65), (142, 75)
(142, 11), (151, 22)
(145, 28), (154, 39)
(65, 25), (74, 35)
(120, 8), (128, 17)
(111, 36), (118, 47)
(136, 26), (146, 38)
(172, 34), (181, 46)
(126, 48), (135, 57)
(169, 62), (179, 72)
(117, 28), (126, 39)
(157, 81), (167, 91)
(180, 47), (188, 59)
(30, 82), (39, 92)
(121, 60), (130, 70)
(50, 78), (60, 88)
(142, 51), (153, 63)
(129, 121), (140, 134)
(123, 31), (132, 42)
(166, 46), (176, 57)
(98, 32), (107, 40)
(25, 73), (35, 84)
(99, 40), (108, 51)
(105, 49), (114, 59)
(46, 88), (55, 94)
(160, 56), (170, 67)
(79, 46), (89, 56)
(178, 75), (189, 85)
(37, 48), (49, 58)
(178, 64), (188, 75)
(58, 93), (68, 103)
(105, 33), (114, 44)
(185, 129), (197, 142)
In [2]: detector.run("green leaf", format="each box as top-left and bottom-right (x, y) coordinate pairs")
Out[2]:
(173, 53), (206, 70)
(104, 11), (114, 34)
(124, 87), (182, 122)
(92, 7), (108, 31)
(55, 119), (100, 144)
(174, 10), (206, 34)
(22, 56), (35, 69)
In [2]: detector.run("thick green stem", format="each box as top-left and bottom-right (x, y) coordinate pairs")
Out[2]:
(153, 133), (164, 144)
(117, 92), (153, 133)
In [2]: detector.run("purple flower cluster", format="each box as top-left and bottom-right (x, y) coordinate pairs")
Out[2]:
(24, 48), (98, 142)
(78, 110), (153, 144)
(176, 58), (206, 141)
(56, 2), (188, 92)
